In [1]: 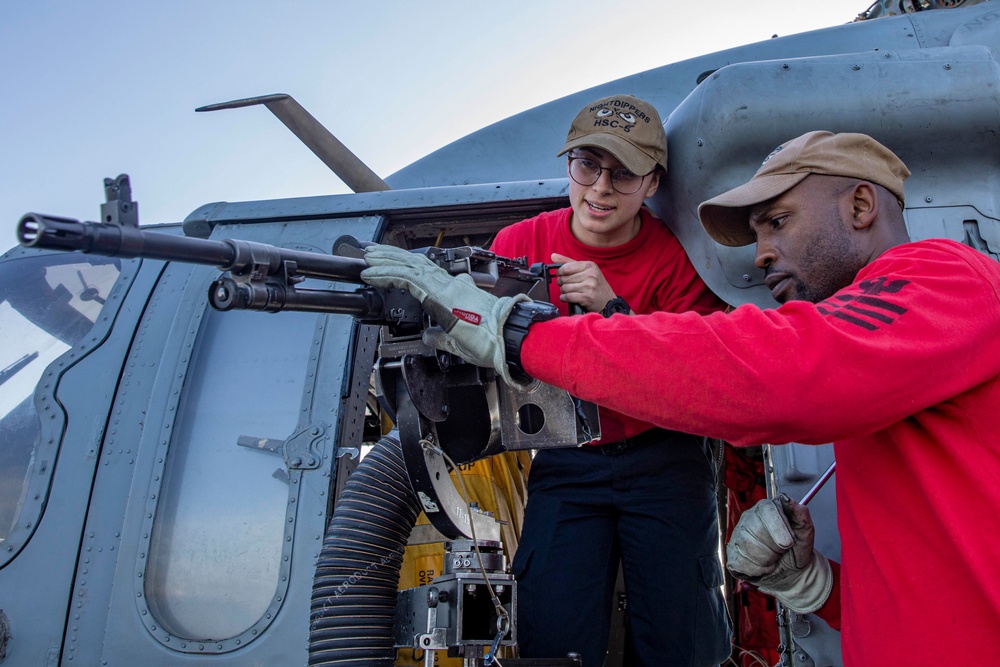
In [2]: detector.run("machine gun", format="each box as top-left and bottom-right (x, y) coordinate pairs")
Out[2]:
(17, 172), (599, 507)
(17, 175), (597, 665)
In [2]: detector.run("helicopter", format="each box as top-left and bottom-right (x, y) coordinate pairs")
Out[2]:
(1, 1), (998, 665)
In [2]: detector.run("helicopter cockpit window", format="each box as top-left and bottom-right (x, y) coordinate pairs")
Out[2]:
(0, 253), (121, 543)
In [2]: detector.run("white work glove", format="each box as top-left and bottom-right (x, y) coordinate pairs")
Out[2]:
(726, 494), (833, 614)
(361, 244), (530, 387)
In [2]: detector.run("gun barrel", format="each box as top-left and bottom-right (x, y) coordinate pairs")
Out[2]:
(17, 213), (369, 283)
(18, 213), (237, 266)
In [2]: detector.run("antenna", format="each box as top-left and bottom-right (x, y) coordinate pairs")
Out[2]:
(196, 93), (391, 193)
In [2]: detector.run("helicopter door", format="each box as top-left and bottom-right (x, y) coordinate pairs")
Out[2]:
(0, 247), (146, 665)
(56, 215), (382, 666)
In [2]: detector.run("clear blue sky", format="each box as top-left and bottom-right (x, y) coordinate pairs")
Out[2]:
(1, 1), (856, 252)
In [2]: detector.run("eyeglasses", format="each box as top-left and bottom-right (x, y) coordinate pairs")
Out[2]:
(567, 156), (651, 195)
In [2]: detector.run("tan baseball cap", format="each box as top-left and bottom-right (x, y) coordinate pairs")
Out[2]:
(698, 131), (911, 246)
(557, 95), (667, 175)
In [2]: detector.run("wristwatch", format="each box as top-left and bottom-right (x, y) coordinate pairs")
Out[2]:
(601, 296), (630, 318)
(503, 300), (559, 382)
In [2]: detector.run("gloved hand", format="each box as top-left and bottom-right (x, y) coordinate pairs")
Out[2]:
(361, 244), (530, 386)
(726, 494), (833, 614)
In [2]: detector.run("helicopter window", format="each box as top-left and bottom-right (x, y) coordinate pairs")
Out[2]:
(0, 254), (121, 542)
(144, 305), (318, 640)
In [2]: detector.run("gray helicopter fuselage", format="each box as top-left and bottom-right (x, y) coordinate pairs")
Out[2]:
(1, 2), (998, 665)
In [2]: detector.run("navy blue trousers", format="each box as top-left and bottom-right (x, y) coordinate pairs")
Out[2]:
(512, 430), (732, 666)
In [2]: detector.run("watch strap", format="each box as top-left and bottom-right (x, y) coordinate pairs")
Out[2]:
(503, 300), (559, 382)
(601, 296), (630, 318)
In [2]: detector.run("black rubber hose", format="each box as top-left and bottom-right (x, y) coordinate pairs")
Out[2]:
(309, 433), (422, 666)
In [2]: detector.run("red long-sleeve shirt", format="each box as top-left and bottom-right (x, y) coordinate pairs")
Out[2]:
(491, 206), (723, 442)
(522, 238), (1000, 664)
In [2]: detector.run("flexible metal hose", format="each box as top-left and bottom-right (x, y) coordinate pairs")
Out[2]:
(309, 432), (421, 666)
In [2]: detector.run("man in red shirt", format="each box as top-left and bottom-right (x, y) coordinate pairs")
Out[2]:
(488, 94), (730, 667)
(362, 130), (1000, 664)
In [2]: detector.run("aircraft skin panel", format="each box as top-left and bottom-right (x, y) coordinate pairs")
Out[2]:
(0, 251), (154, 666)
(656, 43), (1000, 309)
(180, 179), (571, 237)
(385, 5), (992, 191)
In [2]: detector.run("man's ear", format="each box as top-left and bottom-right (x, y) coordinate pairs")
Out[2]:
(850, 182), (878, 231)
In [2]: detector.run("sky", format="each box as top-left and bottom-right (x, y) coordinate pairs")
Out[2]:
(0, 1), (861, 253)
